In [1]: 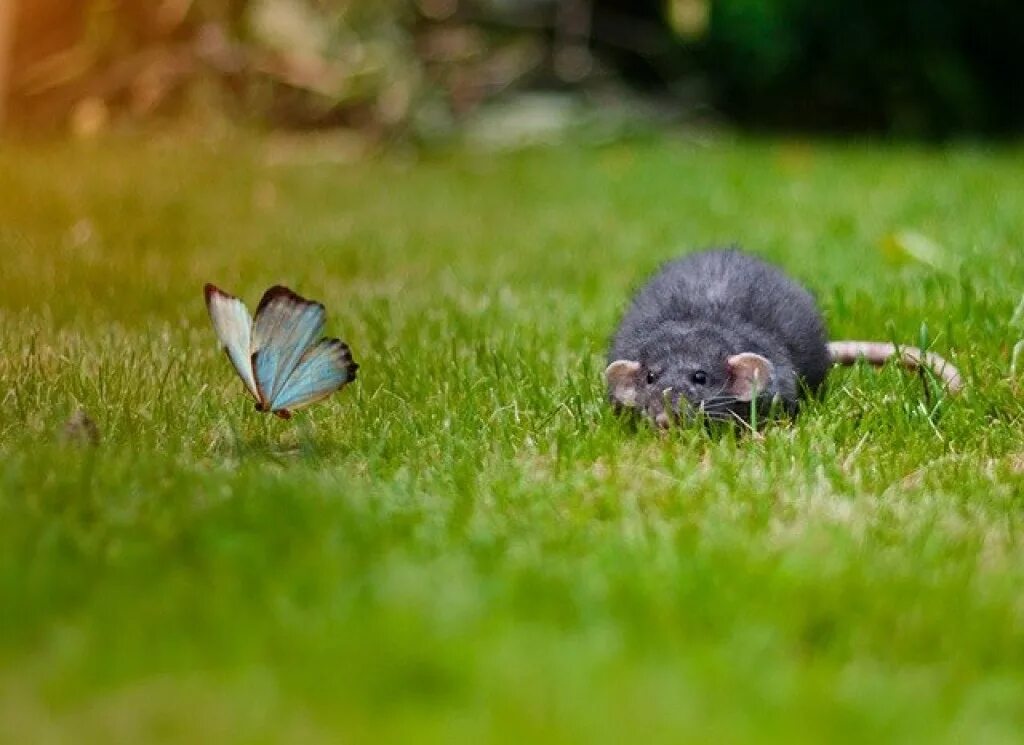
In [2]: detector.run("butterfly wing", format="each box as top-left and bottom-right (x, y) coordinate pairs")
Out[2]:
(204, 284), (259, 402)
(267, 338), (358, 415)
(250, 286), (326, 407)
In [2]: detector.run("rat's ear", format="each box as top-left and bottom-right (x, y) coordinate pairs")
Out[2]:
(727, 353), (774, 401)
(604, 360), (642, 407)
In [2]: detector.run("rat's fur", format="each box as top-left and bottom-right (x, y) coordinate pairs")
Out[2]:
(607, 249), (832, 426)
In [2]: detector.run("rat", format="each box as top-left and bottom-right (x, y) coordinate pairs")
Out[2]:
(605, 248), (962, 428)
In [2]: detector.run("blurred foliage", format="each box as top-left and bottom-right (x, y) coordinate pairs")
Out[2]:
(6, 0), (558, 136)
(6, 0), (1024, 137)
(702, 0), (1024, 137)
(596, 0), (1024, 138)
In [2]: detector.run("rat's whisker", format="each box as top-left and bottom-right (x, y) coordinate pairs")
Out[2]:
(699, 395), (740, 410)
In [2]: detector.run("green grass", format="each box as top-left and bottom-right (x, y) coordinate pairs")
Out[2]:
(3, 133), (1024, 744)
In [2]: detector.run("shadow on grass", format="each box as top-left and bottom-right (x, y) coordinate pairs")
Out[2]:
(210, 414), (350, 466)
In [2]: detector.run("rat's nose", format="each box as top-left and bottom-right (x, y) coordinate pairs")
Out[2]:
(654, 412), (672, 429)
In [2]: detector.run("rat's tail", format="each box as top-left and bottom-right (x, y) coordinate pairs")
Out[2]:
(828, 341), (963, 393)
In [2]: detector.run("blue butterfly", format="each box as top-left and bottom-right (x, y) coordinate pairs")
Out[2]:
(204, 284), (358, 419)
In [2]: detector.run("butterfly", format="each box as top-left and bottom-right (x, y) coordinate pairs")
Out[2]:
(204, 284), (358, 419)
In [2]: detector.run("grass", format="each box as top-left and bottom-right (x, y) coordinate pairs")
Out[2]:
(2, 132), (1024, 743)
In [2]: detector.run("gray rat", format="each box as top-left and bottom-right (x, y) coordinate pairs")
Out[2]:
(606, 248), (961, 428)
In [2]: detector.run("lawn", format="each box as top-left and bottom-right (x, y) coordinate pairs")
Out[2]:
(2, 133), (1024, 744)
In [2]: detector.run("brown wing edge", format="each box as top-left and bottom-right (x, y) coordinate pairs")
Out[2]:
(324, 338), (360, 383)
(204, 282), (238, 311)
(255, 285), (326, 318)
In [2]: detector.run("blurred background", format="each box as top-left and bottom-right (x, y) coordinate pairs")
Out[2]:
(3, 0), (1023, 142)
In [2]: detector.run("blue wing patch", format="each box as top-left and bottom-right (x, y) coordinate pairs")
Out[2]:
(268, 339), (358, 415)
(250, 286), (325, 409)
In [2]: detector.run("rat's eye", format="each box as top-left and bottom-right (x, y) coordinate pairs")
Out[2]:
(646, 371), (656, 384)
(691, 370), (708, 385)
